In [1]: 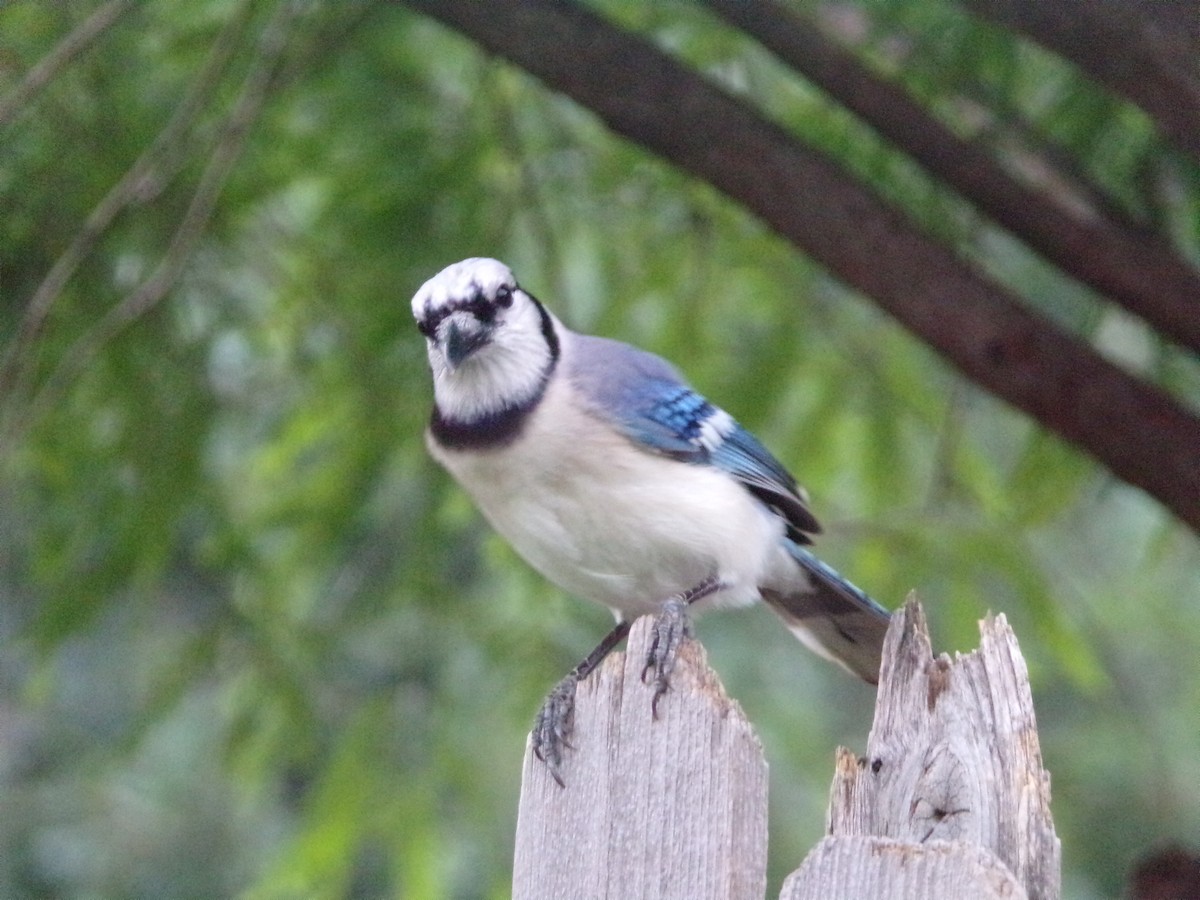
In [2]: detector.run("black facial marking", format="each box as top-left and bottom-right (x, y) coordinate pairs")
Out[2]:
(416, 279), (517, 338)
(527, 292), (559, 362)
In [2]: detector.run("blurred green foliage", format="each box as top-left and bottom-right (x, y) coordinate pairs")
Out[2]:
(1, 1), (1198, 898)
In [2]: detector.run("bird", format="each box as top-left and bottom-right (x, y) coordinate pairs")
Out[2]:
(412, 257), (890, 784)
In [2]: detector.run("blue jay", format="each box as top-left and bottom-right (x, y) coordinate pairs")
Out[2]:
(413, 257), (890, 784)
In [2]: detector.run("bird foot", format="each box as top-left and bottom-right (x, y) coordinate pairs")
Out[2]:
(641, 595), (693, 717)
(532, 671), (579, 788)
(530, 578), (720, 785)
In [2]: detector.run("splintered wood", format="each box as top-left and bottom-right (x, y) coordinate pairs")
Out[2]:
(783, 595), (1060, 900)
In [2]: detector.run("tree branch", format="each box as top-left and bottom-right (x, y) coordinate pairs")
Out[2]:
(0, 0), (258, 407)
(703, 0), (1200, 356)
(961, 0), (1200, 165)
(395, 0), (1200, 532)
(6, 0), (301, 443)
(0, 0), (136, 129)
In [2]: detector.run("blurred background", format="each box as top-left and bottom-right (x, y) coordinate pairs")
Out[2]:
(1, 1), (1198, 897)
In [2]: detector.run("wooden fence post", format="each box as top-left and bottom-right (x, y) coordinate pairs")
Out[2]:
(512, 616), (768, 900)
(512, 597), (1060, 900)
(782, 595), (1061, 900)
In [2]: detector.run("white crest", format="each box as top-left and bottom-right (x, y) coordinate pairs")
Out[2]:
(411, 257), (516, 322)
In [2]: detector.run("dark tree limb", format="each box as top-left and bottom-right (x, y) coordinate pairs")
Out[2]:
(395, 0), (1200, 533)
(703, 0), (1200, 356)
(961, 0), (1200, 166)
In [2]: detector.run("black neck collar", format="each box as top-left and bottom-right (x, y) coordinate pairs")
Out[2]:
(429, 296), (559, 451)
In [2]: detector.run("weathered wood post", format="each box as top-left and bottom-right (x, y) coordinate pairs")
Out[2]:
(782, 595), (1061, 900)
(512, 616), (768, 900)
(512, 597), (1060, 900)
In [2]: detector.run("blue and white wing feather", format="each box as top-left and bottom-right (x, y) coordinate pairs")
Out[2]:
(567, 335), (820, 544)
(568, 333), (890, 682)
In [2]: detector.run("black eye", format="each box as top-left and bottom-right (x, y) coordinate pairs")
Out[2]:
(469, 295), (495, 323)
(495, 285), (514, 308)
(416, 318), (434, 338)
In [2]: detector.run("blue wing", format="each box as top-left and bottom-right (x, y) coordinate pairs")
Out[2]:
(568, 335), (821, 543)
(568, 333), (891, 682)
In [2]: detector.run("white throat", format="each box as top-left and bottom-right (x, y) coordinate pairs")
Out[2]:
(430, 310), (560, 424)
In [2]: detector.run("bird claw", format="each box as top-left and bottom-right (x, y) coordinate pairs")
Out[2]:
(641, 596), (692, 717)
(531, 581), (715, 784)
(532, 671), (579, 787)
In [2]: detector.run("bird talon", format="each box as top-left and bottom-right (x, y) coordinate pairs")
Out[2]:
(531, 672), (579, 787)
(650, 681), (670, 719)
(642, 595), (693, 716)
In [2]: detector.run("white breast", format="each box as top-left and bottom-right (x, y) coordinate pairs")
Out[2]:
(428, 374), (791, 618)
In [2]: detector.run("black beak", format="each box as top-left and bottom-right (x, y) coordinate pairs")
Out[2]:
(445, 319), (492, 368)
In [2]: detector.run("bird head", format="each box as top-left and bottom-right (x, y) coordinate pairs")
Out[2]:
(412, 258), (559, 423)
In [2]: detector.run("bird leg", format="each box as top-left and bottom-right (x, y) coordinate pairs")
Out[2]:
(531, 574), (723, 786)
(642, 574), (723, 716)
(532, 618), (631, 787)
